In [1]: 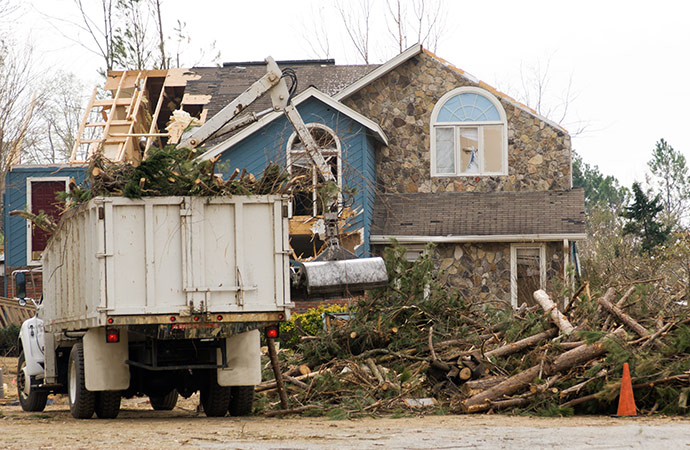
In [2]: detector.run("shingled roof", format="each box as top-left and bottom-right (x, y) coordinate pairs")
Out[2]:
(371, 190), (586, 242)
(186, 61), (379, 119)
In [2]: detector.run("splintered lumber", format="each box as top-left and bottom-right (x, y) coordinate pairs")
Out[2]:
(533, 290), (574, 335)
(484, 328), (558, 360)
(266, 337), (288, 409)
(461, 329), (625, 413)
(597, 289), (650, 337)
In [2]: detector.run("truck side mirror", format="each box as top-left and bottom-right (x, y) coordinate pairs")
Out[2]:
(15, 272), (26, 305)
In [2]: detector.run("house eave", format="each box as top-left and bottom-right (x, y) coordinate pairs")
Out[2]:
(370, 233), (587, 244)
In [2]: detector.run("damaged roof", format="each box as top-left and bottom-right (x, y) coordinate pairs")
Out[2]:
(371, 190), (586, 242)
(186, 61), (379, 119)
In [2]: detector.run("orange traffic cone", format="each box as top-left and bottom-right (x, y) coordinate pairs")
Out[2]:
(616, 362), (637, 416)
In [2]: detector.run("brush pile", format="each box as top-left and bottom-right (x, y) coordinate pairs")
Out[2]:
(62, 146), (295, 205)
(257, 244), (690, 418)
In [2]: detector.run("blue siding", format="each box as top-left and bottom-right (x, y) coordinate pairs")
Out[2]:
(216, 97), (377, 256)
(3, 165), (87, 272)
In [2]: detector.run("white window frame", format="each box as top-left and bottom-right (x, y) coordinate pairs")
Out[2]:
(510, 243), (546, 309)
(286, 123), (342, 216)
(26, 177), (70, 265)
(430, 86), (508, 177)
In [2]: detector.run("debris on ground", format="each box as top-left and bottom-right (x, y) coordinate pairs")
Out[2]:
(258, 244), (690, 418)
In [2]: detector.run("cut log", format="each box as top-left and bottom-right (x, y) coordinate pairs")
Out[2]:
(460, 376), (506, 396)
(461, 329), (625, 413)
(459, 367), (472, 381)
(598, 290), (649, 337)
(484, 328), (558, 360)
(533, 290), (575, 335)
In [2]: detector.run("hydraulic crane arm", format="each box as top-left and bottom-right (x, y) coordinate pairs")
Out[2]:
(177, 57), (335, 183)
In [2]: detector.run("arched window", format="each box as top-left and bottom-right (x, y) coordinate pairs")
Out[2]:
(286, 123), (342, 216)
(430, 87), (507, 176)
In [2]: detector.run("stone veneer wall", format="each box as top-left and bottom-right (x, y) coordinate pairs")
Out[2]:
(385, 242), (567, 305)
(343, 52), (572, 194)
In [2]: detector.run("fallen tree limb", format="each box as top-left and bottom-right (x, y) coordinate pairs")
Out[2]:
(264, 405), (320, 417)
(598, 289), (649, 337)
(533, 290), (574, 335)
(461, 329), (625, 413)
(255, 368), (328, 392)
(484, 328), (558, 360)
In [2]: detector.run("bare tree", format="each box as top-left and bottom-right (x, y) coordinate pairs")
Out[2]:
(336, 0), (372, 63)
(299, 4), (332, 60)
(0, 40), (49, 219)
(386, 0), (445, 54)
(517, 56), (587, 137)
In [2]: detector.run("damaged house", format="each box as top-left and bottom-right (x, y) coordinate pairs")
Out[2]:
(2, 44), (584, 307)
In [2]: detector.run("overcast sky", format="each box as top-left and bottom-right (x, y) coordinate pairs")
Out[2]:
(20, 0), (690, 189)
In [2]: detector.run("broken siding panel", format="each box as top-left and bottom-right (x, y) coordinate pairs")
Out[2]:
(213, 97), (377, 255)
(3, 166), (87, 268)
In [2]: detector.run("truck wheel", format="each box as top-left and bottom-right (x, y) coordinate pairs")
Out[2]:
(200, 372), (231, 417)
(17, 350), (48, 412)
(150, 389), (178, 410)
(228, 385), (254, 416)
(95, 391), (121, 419)
(68, 342), (95, 419)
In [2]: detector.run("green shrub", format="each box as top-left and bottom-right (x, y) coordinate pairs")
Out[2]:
(280, 304), (348, 348)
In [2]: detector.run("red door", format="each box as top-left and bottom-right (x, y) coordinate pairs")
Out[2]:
(30, 180), (65, 260)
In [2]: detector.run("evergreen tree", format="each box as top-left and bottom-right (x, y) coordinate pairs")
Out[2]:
(647, 138), (689, 221)
(620, 182), (670, 253)
(572, 152), (628, 210)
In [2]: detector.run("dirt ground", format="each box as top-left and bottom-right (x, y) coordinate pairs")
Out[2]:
(2, 357), (690, 449)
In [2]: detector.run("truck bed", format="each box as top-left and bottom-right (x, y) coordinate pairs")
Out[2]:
(42, 195), (291, 331)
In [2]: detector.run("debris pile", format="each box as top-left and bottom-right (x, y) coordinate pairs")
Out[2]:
(258, 244), (690, 418)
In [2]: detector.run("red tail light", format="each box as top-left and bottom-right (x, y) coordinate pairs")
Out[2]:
(106, 327), (120, 343)
(265, 326), (279, 339)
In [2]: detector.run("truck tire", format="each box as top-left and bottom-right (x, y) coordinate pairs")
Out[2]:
(228, 386), (254, 416)
(200, 372), (231, 417)
(68, 342), (95, 419)
(95, 391), (121, 419)
(150, 389), (178, 410)
(17, 350), (48, 412)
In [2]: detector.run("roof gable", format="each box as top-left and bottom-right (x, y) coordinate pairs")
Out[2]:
(336, 44), (568, 134)
(198, 87), (388, 161)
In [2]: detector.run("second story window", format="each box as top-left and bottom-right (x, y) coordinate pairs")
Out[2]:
(430, 87), (507, 177)
(287, 123), (342, 216)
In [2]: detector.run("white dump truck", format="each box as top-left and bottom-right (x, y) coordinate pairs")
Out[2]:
(16, 56), (388, 419)
(17, 195), (291, 418)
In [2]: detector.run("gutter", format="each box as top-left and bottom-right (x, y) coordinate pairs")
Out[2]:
(370, 233), (587, 244)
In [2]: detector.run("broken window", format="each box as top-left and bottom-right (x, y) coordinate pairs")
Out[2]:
(510, 244), (546, 309)
(286, 124), (341, 216)
(431, 88), (507, 176)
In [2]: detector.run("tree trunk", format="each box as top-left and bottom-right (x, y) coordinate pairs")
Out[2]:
(598, 291), (649, 337)
(533, 290), (575, 335)
(460, 376), (507, 396)
(484, 328), (558, 359)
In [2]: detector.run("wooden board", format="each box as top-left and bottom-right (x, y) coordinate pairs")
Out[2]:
(0, 297), (36, 329)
